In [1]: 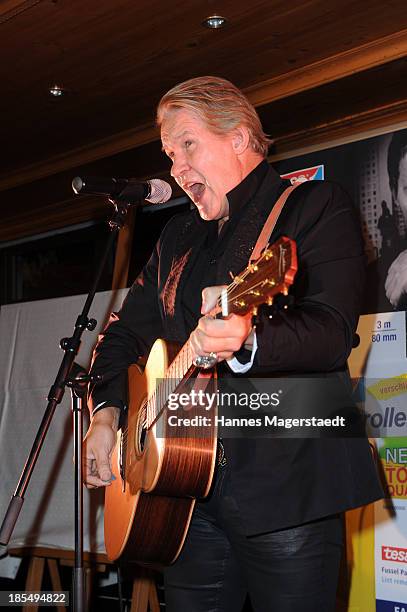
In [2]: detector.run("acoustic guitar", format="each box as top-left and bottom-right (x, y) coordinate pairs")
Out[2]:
(104, 236), (297, 565)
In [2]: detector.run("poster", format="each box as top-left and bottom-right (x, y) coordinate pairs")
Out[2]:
(277, 130), (407, 611)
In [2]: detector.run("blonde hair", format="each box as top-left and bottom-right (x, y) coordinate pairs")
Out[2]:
(157, 76), (272, 157)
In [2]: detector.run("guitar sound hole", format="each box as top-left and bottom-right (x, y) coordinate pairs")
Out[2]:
(134, 402), (148, 457)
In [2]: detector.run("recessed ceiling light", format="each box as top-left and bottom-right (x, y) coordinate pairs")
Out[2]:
(49, 85), (65, 97)
(203, 15), (227, 29)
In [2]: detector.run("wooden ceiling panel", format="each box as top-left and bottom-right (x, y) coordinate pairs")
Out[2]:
(1, 0), (406, 240)
(260, 57), (407, 155)
(1, 1), (407, 167)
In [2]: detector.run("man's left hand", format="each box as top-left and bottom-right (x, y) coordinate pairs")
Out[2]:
(189, 286), (254, 362)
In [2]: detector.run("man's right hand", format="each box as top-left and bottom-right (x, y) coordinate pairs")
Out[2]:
(83, 406), (120, 488)
(385, 249), (407, 307)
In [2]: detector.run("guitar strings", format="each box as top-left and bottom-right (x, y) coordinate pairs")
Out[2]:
(145, 341), (195, 429)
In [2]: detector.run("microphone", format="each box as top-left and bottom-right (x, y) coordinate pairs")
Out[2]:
(72, 176), (172, 204)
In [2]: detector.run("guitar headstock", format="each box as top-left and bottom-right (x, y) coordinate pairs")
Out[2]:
(220, 236), (297, 316)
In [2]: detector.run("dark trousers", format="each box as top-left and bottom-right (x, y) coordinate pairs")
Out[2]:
(164, 464), (343, 612)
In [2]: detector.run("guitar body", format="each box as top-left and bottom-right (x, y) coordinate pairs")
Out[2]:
(104, 339), (218, 565)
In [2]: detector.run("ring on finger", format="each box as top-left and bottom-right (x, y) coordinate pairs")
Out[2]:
(193, 351), (218, 369)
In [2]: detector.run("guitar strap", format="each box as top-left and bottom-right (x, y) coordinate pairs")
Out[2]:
(250, 182), (302, 263)
(220, 182), (302, 466)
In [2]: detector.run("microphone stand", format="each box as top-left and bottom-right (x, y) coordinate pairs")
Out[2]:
(67, 362), (89, 612)
(0, 198), (135, 611)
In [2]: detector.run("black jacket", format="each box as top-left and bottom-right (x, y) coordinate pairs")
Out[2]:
(89, 164), (383, 535)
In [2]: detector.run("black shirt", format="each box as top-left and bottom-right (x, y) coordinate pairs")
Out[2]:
(182, 159), (269, 334)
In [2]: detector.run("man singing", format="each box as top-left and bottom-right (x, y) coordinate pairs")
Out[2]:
(83, 76), (383, 611)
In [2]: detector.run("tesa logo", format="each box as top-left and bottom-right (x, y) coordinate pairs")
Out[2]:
(382, 545), (407, 563)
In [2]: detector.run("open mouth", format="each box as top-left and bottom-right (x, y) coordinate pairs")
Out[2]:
(187, 182), (205, 203)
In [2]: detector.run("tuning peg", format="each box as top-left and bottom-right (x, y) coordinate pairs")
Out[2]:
(229, 271), (235, 280)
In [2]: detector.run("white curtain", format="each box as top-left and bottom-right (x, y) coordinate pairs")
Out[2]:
(0, 289), (127, 562)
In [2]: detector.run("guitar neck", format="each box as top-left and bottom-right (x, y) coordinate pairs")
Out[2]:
(146, 236), (297, 429)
